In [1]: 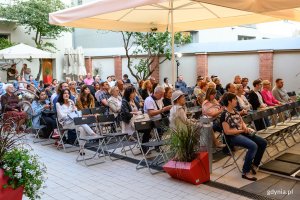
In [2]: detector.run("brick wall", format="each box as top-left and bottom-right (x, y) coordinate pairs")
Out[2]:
(196, 53), (208, 78)
(259, 51), (274, 83)
(150, 56), (160, 81)
(84, 57), (92, 74)
(114, 56), (122, 80)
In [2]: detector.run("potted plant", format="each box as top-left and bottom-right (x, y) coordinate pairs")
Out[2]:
(163, 121), (210, 185)
(0, 117), (47, 200)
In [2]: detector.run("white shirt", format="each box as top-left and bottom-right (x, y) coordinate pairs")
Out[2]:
(108, 81), (116, 87)
(143, 96), (163, 120)
(255, 91), (264, 106)
(237, 95), (251, 111)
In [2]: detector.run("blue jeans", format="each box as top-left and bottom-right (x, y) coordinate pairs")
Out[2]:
(229, 133), (267, 174)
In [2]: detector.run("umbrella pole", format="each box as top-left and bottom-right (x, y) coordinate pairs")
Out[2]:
(170, 0), (175, 87)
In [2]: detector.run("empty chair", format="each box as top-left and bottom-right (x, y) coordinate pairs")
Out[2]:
(74, 116), (107, 166)
(97, 114), (131, 159)
(90, 106), (106, 115)
(134, 120), (166, 174)
(81, 108), (92, 116)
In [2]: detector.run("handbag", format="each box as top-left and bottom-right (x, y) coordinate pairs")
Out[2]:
(67, 111), (80, 119)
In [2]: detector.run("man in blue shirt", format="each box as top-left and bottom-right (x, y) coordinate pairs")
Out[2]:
(175, 75), (187, 93)
(27, 75), (39, 88)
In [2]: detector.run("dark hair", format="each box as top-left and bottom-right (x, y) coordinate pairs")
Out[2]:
(123, 74), (128, 78)
(57, 82), (67, 94)
(123, 86), (136, 102)
(164, 87), (171, 98)
(29, 75), (33, 78)
(35, 89), (46, 101)
(57, 89), (71, 105)
(163, 77), (168, 83)
(253, 79), (262, 87)
(222, 92), (237, 107)
(100, 81), (108, 87)
(80, 85), (93, 106)
(275, 78), (283, 83)
(52, 79), (57, 84)
(225, 83), (233, 91)
(204, 88), (217, 101)
(241, 77), (248, 82)
(107, 76), (110, 79)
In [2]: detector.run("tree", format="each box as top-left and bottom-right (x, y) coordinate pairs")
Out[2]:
(0, 0), (70, 80)
(0, 38), (15, 50)
(122, 31), (192, 82)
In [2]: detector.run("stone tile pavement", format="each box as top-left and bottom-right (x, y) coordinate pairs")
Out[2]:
(23, 141), (250, 200)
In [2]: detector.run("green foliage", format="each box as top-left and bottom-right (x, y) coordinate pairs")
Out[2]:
(0, 0), (71, 80)
(2, 148), (47, 200)
(174, 32), (193, 45)
(0, 0), (70, 51)
(0, 117), (46, 200)
(169, 121), (199, 162)
(0, 38), (15, 50)
(122, 31), (192, 82)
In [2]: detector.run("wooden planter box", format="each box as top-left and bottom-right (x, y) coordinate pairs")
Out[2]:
(163, 152), (210, 185)
(0, 169), (23, 200)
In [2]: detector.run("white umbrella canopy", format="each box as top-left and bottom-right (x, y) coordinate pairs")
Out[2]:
(49, 0), (300, 32)
(49, 0), (300, 83)
(0, 43), (54, 59)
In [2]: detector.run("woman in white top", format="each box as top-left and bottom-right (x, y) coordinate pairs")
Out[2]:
(56, 89), (96, 153)
(236, 84), (252, 111)
(107, 86), (122, 118)
(163, 77), (173, 89)
(169, 90), (198, 129)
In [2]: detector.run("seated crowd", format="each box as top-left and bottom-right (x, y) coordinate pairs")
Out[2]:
(0, 71), (298, 181)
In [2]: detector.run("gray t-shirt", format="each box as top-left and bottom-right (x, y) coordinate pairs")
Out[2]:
(143, 96), (163, 120)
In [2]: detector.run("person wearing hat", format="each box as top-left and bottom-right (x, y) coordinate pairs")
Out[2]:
(169, 90), (198, 129)
(261, 80), (281, 107)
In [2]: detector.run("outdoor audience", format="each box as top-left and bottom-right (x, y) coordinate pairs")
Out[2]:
(220, 92), (267, 181)
(1, 68), (299, 182)
(56, 89), (96, 151)
(140, 80), (153, 100)
(1, 84), (27, 133)
(261, 80), (281, 106)
(107, 86), (122, 118)
(201, 88), (226, 148)
(32, 90), (58, 138)
(75, 85), (95, 110)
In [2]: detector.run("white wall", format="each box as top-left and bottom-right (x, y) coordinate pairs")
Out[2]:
(273, 52), (300, 93)
(122, 58), (139, 83)
(159, 56), (196, 87)
(208, 54), (259, 88)
(92, 58), (114, 81)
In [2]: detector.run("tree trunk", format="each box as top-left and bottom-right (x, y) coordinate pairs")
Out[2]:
(36, 58), (42, 81)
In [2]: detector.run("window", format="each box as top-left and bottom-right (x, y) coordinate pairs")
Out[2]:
(0, 34), (9, 40)
(238, 35), (256, 40)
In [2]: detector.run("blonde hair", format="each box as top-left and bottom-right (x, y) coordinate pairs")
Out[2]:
(207, 82), (216, 89)
(142, 80), (152, 90)
(109, 86), (119, 95)
(235, 84), (243, 90)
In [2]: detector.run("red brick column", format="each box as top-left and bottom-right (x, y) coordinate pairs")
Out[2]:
(114, 56), (122, 80)
(259, 51), (274, 83)
(150, 56), (160, 81)
(84, 57), (92, 74)
(196, 53), (208, 78)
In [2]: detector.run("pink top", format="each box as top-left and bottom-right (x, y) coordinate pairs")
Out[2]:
(261, 89), (279, 106)
(84, 78), (94, 85)
(202, 100), (222, 117)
